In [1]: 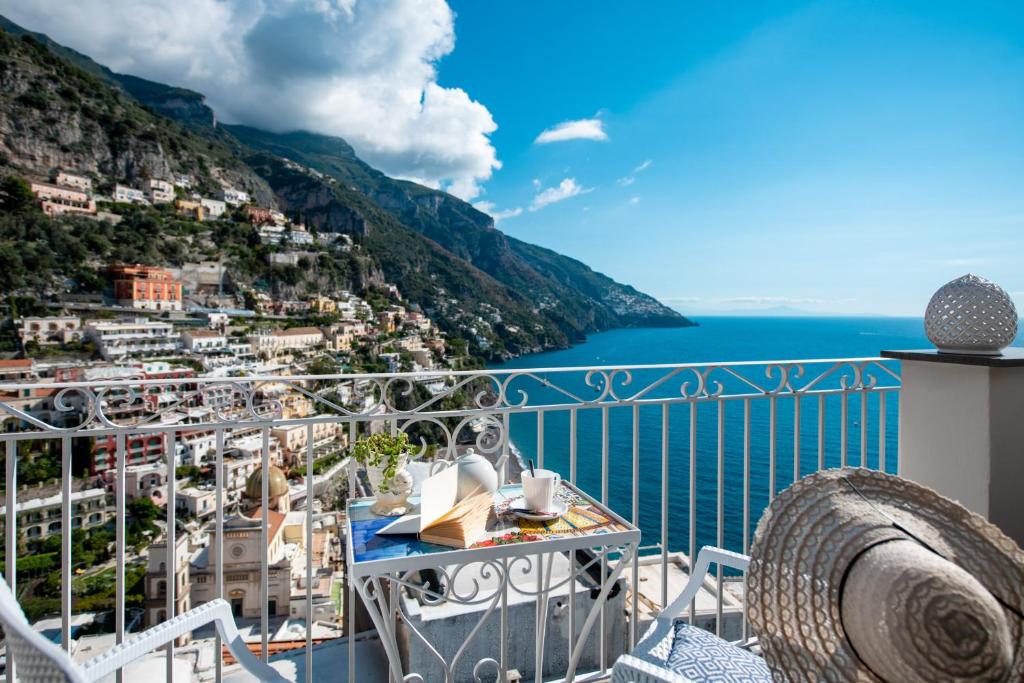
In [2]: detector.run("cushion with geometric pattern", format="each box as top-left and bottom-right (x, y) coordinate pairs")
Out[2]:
(666, 622), (773, 682)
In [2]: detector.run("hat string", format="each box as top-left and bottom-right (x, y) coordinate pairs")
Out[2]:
(841, 477), (1024, 622)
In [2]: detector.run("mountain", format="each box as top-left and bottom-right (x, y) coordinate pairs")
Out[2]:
(222, 126), (693, 337)
(0, 15), (216, 127)
(0, 17), (694, 358)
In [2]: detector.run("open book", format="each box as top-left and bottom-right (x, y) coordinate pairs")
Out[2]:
(378, 464), (493, 548)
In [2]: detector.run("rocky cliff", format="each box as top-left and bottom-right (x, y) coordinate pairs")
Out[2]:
(0, 16), (694, 359)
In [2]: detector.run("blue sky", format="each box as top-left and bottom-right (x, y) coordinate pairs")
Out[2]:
(5, 0), (1023, 316)
(442, 0), (1024, 316)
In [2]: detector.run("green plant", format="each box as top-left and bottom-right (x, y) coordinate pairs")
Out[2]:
(351, 432), (410, 492)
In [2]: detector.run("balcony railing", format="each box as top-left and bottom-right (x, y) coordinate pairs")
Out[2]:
(0, 357), (900, 682)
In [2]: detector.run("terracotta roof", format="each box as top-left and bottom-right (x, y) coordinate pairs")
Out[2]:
(187, 329), (222, 337)
(276, 327), (323, 336)
(0, 359), (32, 369)
(221, 638), (336, 665)
(246, 507), (287, 541)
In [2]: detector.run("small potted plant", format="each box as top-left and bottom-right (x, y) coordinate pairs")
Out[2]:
(352, 432), (414, 516)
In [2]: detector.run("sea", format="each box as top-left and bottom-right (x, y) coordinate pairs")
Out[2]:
(489, 316), (1024, 556)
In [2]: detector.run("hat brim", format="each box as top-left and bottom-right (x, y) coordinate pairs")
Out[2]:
(747, 467), (1024, 682)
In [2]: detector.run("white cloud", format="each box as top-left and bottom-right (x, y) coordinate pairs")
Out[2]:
(617, 159), (653, 187)
(0, 0), (499, 199)
(628, 196), (641, 205)
(474, 201), (522, 223)
(534, 118), (608, 145)
(529, 178), (593, 211)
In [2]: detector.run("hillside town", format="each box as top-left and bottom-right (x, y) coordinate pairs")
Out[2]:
(0, 166), (467, 663)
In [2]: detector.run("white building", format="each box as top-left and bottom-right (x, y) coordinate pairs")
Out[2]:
(0, 487), (108, 540)
(18, 315), (82, 346)
(144, 179), (175, 204)
(227, 339), (254, 357)
(54, 171), (92, 192)
(100, 463), (168, 507)
(221, 455), (260, 497)
(177, 430), (217, 466)
(200, 197), (226, 219)
(228, 434), (282, 466)
(219, 187), (250, 206)
(181, 329), (228, 354)
(85, 318), (181, 360)
(113, 184), (147, 204)
(250, 327), (325, 356)
(271, 422), (340, 465)
(175, 486), (226, 520)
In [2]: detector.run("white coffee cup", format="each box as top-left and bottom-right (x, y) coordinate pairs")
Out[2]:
(522, 468), (561, 512)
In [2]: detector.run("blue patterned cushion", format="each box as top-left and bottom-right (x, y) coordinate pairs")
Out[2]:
(666, 622), (772, 682)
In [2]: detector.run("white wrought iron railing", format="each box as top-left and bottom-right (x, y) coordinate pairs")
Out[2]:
(0, 357), (900, 682)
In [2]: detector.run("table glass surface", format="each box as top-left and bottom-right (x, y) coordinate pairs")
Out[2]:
(347, 483), (631, 565)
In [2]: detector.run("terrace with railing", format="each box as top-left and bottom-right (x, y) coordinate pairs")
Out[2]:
(0, 349), (1015, 682)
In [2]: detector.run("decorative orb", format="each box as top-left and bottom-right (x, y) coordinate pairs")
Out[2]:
(924, 274), (1017, 355)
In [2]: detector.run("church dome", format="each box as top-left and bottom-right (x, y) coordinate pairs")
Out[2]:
(245, 465), (289, 501)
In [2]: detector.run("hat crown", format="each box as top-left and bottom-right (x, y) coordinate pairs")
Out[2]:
(841, 541), (1013, 682)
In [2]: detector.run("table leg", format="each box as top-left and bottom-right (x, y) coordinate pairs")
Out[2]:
(533, 552), (555, 683)
(564, 544), (636, 683)
(353, 574), (406, 682)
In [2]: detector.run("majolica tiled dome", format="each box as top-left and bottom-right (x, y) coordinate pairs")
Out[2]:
(245, 465), (288, 500)
(924, 274), (1017, 355)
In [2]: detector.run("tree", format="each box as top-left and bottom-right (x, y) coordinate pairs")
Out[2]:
(0, 176), (37, 214)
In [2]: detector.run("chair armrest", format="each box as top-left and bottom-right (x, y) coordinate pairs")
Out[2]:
(658, 546), (749, 623)
(81, 599), (287, 683)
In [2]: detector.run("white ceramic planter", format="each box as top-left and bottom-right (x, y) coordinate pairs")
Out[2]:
(366, 451), (413, 516)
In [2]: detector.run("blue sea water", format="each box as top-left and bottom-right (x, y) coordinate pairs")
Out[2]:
(489, 316), (1012, 557)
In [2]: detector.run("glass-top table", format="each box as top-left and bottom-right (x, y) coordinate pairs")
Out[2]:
(345, 480), (640, 682)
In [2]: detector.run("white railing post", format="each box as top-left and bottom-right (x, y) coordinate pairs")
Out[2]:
(883, 350), (1024, 546)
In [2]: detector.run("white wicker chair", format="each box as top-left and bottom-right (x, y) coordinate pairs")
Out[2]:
(612, 546), (770, 683)
(0, 573), (287, 683)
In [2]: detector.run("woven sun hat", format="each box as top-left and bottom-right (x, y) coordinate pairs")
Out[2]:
(747, 467), (1024, 682)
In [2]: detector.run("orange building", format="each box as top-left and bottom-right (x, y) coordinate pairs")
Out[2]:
(109, 265), (184, 311)
(245, 206), (274, 226)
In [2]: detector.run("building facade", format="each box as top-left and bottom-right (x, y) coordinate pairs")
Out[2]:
(219, 188), (250, 206)
(30, 182), (96, 217)
(144, 533), (191, 643)
(199, 198), (226, 219)
(109, 266), (184, 312)
(54, 171), (92, 192)
(113, 184), (147, 204)
(0, 487), (109, 540)
(100, 463), (168, 506)
(145, 179), (174, 204)
(181, 329), (228, 353)
(91, 432), (168, 473)
(18, 316), (82, 346)
(85, 318), (180, 360)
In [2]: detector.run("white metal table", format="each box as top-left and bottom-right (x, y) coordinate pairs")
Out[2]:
(345, 481), (640, 683)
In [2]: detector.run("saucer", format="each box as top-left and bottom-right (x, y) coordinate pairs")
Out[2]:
(510, 499), (568, 521)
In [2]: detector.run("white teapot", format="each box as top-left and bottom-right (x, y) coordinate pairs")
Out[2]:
(455, 448), (498, 500)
